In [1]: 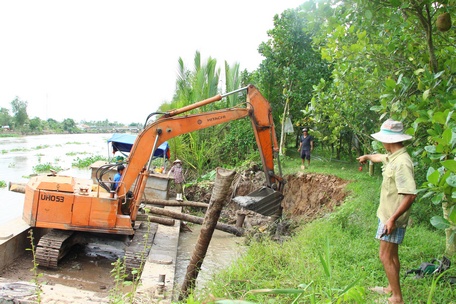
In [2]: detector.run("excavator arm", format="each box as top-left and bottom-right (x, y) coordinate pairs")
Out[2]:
(118, 84), (284, 216)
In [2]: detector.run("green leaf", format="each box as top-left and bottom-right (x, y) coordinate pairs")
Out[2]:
(447, 174), (456, 187)
(441, 128), (453, 146)
(448, 206), (456, 224)
(431, 192), (444, 205)
(414, 68), (425, 75)
(430, 216), (450, 229)
(385, 78), (396, 88)
(433, 112), (447, 124)
(434, 71), (445, 79)
(427, 168), (440, 185)
(442, 160), (456, 173)
(425, 145), (436, 153)
(423, 89), (430, 100)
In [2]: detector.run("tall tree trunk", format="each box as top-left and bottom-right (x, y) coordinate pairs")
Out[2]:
(443, 202), (456, 256)
(411, 2), (438, 72)
(179, 168), (237, 300)
(279, 97), (290, 156)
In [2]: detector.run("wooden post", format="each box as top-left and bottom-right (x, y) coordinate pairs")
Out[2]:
(179, 168), (236, 300)
(369, 160), (374, 176)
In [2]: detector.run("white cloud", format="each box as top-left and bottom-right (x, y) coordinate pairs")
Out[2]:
(0, 0), (303, 124)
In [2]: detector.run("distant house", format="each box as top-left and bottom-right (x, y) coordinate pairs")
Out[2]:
(1, 126), (10, 131)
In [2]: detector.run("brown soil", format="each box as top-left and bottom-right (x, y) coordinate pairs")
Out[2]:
(0, 169), (349, 303)
(186, 167), (349, 235)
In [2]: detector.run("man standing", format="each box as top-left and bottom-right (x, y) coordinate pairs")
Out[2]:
(357, 119), (416, 304)
(298, 128), (314, 170)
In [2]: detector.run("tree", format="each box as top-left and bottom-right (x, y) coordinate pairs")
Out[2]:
(306, 0), (455, 255)
(47, 118), (62, 132)
(256, 7), (331, 154)
(29, 117), (43, 132)
(0, 107), (11, 127)
(62, 118), (78, 133)
(11, 97), (29, 129)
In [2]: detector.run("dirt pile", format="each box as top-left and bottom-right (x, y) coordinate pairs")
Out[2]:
(282, 172), (349, 221)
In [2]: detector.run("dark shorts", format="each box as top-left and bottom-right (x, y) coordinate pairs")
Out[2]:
(300, 150), (311, 160)
(376, 219), (406, 244)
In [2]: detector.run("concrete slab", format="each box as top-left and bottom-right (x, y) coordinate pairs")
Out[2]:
(0, 217), (31, 272)
(136, 206), (181, 303)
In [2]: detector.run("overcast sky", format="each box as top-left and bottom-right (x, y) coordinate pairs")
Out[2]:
(0, 0), (303, 125)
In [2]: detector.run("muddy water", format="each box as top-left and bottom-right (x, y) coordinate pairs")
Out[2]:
(175, 225), (246, 292)
(0, 133), (245, 293)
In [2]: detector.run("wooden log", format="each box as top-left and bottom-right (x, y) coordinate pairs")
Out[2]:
(145, 198), (209, 208)
(8, 182), (26, 194)
(180, 168), (237, 301)
(135, 214), (175, 226)
(147, 205), (243, 237)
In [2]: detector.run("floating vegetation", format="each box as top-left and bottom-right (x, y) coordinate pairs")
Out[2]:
(0, 180), (6, 188)
(66, 151), (90, 156)
(33, 163), (63, 173)
(66, 141), (87, 145)
(10, 148), (29, 152)
(33, 145), (50, 150)
(72, 155), (108, 168)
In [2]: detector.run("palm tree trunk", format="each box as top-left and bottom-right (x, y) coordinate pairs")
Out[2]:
(179, 168), (237, 300)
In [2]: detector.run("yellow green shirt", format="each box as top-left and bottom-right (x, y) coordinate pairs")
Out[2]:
(378, 147), (416, 227)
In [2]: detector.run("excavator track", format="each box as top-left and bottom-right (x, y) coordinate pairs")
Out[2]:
(36, 230), (84, 269)
(125, 221), (158, 280)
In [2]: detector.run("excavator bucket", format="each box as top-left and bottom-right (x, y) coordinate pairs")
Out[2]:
(233, 187), (283, 216)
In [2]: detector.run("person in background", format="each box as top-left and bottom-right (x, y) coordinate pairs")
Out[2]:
(297, 128), (314, 170)
(357, 119), (416, 304)
(168, 159), (185, 201)
(111, 164), (125, 191)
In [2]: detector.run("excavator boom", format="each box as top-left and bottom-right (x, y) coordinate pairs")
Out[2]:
(118, 85), (284, 217)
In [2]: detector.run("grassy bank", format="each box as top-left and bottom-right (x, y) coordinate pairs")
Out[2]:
(191, 152), (455, 303)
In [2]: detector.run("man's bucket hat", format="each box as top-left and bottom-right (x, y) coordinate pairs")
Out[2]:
(371, 119), (412, 143)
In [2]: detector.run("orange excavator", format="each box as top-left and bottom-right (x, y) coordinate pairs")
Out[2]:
(22, 84), (285, 269)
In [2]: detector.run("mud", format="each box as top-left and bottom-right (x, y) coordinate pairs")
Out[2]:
(0, 170), (349, 303)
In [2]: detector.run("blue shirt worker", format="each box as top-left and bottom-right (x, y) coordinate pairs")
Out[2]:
(111, 164), (125, 191)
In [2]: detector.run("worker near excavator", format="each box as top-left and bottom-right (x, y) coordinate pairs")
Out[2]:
(111, 164), (125, 191)
(357, 119), (416, 304)
(298, 128), (314, 170)
(168, 159), (185, 201)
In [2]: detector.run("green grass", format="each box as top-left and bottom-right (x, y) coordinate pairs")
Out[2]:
(190, 148), (455, 304)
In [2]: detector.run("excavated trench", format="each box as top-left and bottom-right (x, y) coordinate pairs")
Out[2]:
(0, 172), (349, 302)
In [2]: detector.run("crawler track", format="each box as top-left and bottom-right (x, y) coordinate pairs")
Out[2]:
(36, 230), (85, 269)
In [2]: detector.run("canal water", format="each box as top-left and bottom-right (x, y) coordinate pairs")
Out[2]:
(0, 132), (245, 291)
